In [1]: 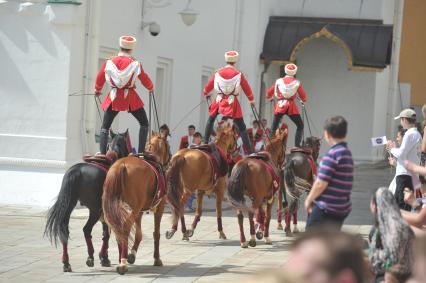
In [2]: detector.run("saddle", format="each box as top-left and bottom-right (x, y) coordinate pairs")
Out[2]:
(290, 147), (313, 155)
(248, 151), (271, 162)
(83, 154), (113, 172)
(192, 143), (228, 182)
(131, 153), (166, 211)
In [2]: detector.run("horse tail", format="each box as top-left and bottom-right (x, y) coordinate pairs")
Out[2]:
(102, 162), (129, 244)
(166, 155), (185, 220)
(284, 158), (311, 213)
(44, 167), (79, 247)
(227, 161), (250, 210)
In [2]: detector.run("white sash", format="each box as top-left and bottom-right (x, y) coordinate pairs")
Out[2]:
(274, 77), (300, 108)
(104, 59), (141, 101)
(214, 72), (241, 105)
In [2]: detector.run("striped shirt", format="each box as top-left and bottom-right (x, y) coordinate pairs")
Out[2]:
(316, 142), (354, 216)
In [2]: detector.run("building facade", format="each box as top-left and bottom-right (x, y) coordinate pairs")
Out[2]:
(0, 0), (411, 205)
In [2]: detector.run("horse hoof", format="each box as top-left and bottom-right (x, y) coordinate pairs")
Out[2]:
(86, 257), (94, 267)
(154, 259), (163, 267)
(182, 234), (190, 241)
(100, 257), (111, 267)
(249, 239), (257, 247)
(293, 226), (300, 234)
(285, 227), (292, 237)
(256, 231), (264, 240)
(116, 265), (128, 275)
(219, 231), (227, 240)
(265, 238), (273, 245)
(241, 242), (249, 248)
(63, 263), (72, 272)
(127, 254), (136, 265)
(187, 229), (194, 238)
(165, 230), (176, 239)
(277, 223), (283, 230)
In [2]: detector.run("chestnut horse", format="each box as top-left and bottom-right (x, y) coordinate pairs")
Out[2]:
(166, 125), (238, 240)
(44, 130), (130, 272)
(227, 128), (288, 248)
(102, 134), (169, 275)
(283, 136), (321, 236)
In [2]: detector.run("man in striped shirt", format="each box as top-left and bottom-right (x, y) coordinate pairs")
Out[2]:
(305, 116), (354, 230)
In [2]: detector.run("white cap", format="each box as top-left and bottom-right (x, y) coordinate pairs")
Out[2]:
(119, 36), (137, 50)
(394, 108), (417, 120)
(225, 51), (239, 63)
(285, 63), (298, 76)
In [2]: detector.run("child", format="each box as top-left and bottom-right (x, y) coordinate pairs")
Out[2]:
(304, 116), (354, 230)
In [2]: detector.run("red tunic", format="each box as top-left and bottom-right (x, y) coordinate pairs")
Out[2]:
(266, 76), (307, 116)
(95, 55), (153, 112)
(204, 65), (254, 119)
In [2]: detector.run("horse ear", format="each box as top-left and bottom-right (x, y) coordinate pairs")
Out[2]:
(110, 129), (116, 139)
(125, 128), (129, 136)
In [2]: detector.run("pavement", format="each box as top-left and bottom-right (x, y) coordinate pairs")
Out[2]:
(0, 162), (393, 283)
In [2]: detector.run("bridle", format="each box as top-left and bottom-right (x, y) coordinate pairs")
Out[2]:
(146, 136), (170, 166)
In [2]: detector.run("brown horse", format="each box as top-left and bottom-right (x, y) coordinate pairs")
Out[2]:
(227, 128), (288, 248)
(102, 134), (169, 275)
(283, 136), (321, 236)
(166, 125), (238, 241)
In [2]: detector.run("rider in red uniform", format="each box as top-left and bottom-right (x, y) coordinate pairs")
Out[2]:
(203, 51), (256, 153)
(266, 63), (307, 148)
(95, 36), (154, 154)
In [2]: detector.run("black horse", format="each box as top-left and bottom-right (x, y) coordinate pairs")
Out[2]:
(44, 130), (131, 272)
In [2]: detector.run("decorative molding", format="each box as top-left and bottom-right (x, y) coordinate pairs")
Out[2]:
(0, 157), (67, 169)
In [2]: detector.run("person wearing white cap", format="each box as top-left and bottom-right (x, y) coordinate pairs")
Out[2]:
(202, 51), (256, 153)
(266, 63), (307, 148)
(94, 36), (154, 154)
(386, 108), (422, 211)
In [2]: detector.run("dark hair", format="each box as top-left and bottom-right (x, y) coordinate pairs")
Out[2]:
(120, 47), (132, 52)
(397, 125), (407, 138)
(193, 132), (202, 138)
(293, 228), (366, 283)
(160, 124), (170, 136)
(324, 116), (347, 139)
(226, 61), (236, 66)
(188, 125), (195, 130)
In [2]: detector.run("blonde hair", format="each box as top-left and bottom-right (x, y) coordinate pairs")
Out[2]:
(422, 104), (426, 118)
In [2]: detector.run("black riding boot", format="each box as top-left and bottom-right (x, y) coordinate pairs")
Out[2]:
(240, 130), (253, 154)
(295, 125), (303, 148)
(270, 114), (282, 138)
(138, 126), (149, 153)
(99, 128), (109, 154)
(203, 115), (216, 144)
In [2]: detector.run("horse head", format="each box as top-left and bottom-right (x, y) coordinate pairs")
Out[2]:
(304, 136), (321, 162)
(215, 124), (238, 158)
(266, 127), (289, 167)
(107, 129), (131, 160)
(146, 133), (170, 166)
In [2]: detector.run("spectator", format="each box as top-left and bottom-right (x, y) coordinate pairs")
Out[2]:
(387, 109), (422, 211)
(419, 104), (426, 188)
(368, 187), (414, 283)
(304, 116), (354, 231)
(285, 227), (367, 283)
(388, 126), (407, 194)
(406, 235), (426, 283)
(159, 124), (171, 142)
(179, 125), (196, 150)
(261, 118), (270, 137)
(190, 132), (203, 147)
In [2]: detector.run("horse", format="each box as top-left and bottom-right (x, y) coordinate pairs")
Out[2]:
(227, 128), (288, 248)
(102, 133), (170, 275)
(165, 125), (238, 241)
(44, 130), (131, 272)
(283, 136), (321, 236)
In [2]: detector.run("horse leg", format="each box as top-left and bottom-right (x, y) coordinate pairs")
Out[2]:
(248, 211), (256, 247)
(82, 209), (100, 268)
(277, 191), (283, 230)
(264, 202), (273, 245)
(188, 190), (204, 238)
(61, 241), (72, 272)
(292, 210), (299, 233)
(180, 212), (189, 241)
(153, 199), (165, 267)
(99, 221), (111, 267)
(127, 213), (143, 264)
(284, 208), (292, 236)
(255, 207), (265, 240)
(116, 210), (137, 275)
(238, 210), (248, 248)
(216, 183), (227, 240)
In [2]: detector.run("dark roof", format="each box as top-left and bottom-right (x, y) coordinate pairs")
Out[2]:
(260, 17), (393, 69)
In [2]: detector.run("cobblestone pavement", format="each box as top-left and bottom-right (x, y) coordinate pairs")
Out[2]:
(0, 163), (393, 283)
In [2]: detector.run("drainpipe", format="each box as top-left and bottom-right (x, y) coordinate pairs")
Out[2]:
(388, 0), (404, 138)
